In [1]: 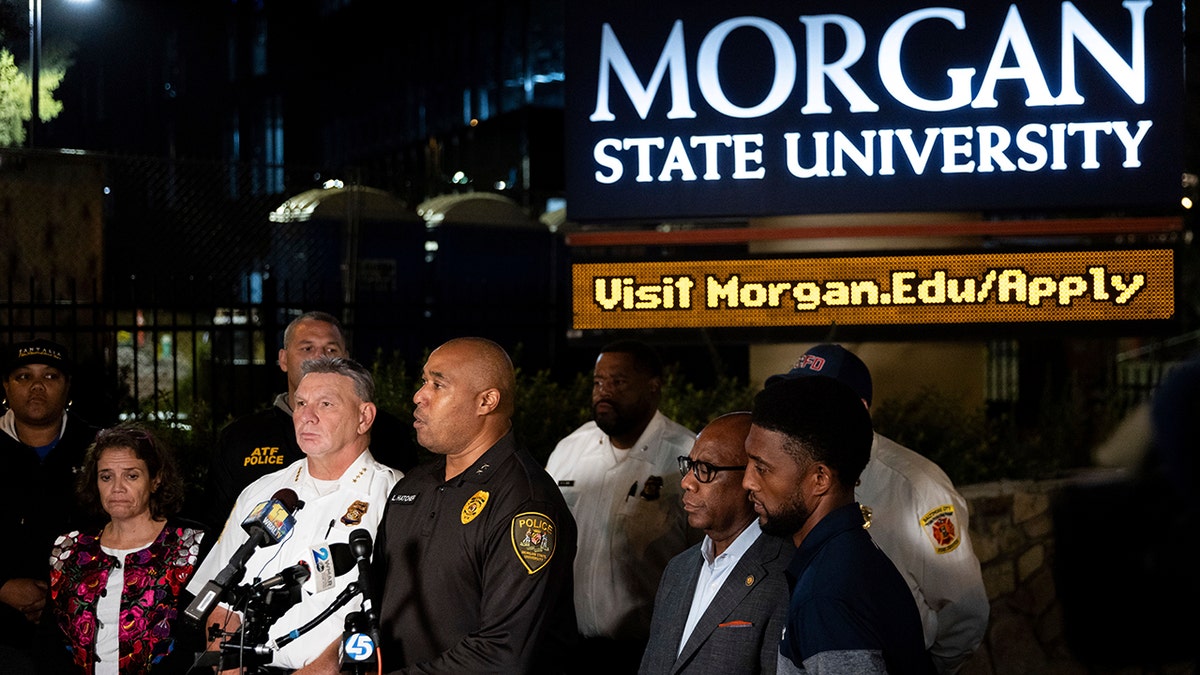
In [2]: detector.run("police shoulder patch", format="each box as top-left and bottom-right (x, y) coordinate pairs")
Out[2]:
(511, 511), (556, 574)
(919, 504), (961, 554)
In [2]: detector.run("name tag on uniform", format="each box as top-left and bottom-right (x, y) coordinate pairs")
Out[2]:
(557, 480), (574, 487)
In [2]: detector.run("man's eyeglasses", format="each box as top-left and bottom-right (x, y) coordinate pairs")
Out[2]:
(677, 456), (745, 484)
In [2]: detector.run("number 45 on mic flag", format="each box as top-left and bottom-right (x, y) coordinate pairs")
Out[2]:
(340, 610), (378, 670)
(343, 632), (375, 662)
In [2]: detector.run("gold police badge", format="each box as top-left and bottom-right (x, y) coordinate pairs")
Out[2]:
(341, 500), (369, 526)
(461, 490), (490, 525)
(511, 512), (556, 574)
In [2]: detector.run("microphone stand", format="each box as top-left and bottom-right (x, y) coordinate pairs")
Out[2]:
(207, 576), (305, 674)
(272, 582), (362, 651)
(196, 580), (364, 673)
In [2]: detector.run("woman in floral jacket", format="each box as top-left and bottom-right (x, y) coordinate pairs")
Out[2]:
(47, 424), (206, 674)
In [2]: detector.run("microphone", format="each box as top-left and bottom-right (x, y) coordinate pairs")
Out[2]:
(242, 488), (305, 545)
(329, 542), (357, 576)
(339, 611), (378, 672)
(184, 488), (305, 626)
(253, 561), (311, 591)
(348, 529), (380, 646)
(206, 547), (360, 666)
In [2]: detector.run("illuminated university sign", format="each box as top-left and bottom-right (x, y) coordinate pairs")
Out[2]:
(571, 249), (1174, 329)
(564, 1), (1184, 221)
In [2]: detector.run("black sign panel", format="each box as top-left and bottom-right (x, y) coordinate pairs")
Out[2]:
(565, 1), (1184, 222)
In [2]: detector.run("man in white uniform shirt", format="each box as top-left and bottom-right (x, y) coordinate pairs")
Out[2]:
(766, 344), (989, 674)
(639, 412), (792, 675)
(546, 339), (698, 673)
(188, 356), (400, 673)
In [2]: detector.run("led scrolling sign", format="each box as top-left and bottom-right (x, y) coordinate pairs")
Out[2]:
(571, 250), (1174, 329)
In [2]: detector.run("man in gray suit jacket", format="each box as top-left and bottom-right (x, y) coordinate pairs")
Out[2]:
(639, 412), (793, 675)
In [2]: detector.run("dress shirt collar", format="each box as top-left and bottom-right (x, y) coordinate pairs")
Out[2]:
(700, 518), (762, 566)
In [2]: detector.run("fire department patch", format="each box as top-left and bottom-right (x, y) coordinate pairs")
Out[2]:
(461, 490), (490, 525)
(919, 504), (961, 554)
(511, 512), (556, 574)
(341, 500), (369, 526)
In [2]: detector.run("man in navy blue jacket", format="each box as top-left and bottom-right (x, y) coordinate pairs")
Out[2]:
(744, 376), (934, 675)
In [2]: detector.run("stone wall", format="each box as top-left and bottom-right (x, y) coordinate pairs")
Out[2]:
(957, 470), (1195, 675)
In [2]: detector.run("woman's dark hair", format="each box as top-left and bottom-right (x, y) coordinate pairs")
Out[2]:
(76, 424), (186, 520)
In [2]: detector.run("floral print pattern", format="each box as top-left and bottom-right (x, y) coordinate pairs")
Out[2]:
(48, 523), (205, 674)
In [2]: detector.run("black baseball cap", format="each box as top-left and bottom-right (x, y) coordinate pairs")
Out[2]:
(765, 343), (872, 406)
(5, 339), (73, 377)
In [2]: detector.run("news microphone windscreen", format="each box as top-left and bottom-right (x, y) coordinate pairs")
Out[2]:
(255, 561), (311, 590)
(330, 542), (357, 576)
(349, 528), (372, 559)
(289, 561), (312, 584)
(242, 488), (303, 545)
(272, 488), (304, 511)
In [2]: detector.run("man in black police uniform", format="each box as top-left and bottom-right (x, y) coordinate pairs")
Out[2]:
(199, 311), (418, 530)
(373, 337), (577, 673)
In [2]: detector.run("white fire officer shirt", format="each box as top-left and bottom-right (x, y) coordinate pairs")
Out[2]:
(856, 432), (989, 674)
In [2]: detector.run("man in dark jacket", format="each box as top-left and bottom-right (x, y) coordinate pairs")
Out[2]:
(640, 412), (792, 675)
(745, 377), (934, 675)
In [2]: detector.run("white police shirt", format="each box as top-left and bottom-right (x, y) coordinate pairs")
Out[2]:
(186, 451), (398, 669)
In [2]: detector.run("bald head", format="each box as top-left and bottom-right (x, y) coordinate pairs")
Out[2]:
(681, 411), (755, 550)
(694, 412), (753, 466)
(433, 337), (515, 418)
(415, 338), (518, 474)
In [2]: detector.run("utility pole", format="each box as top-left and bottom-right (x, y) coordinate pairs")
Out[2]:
(29, 0), (41, 147)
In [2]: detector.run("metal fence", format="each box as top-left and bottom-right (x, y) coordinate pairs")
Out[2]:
(1, 147), (566, 434)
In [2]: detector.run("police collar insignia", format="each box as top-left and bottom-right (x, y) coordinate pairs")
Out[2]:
(341, 500), (369, 526)
(512, 512), (556, 574)
(461, 490), (489, 525)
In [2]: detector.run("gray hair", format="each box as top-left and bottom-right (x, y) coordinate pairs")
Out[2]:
(300, 355), (375, 403)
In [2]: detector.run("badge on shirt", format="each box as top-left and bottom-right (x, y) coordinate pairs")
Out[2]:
(920, 504), (962, 554)
(640, 475), (664, 501)
(342, 500), (370, 526)
(511, 512), (556, 574)
(461, 490), (490, 524)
